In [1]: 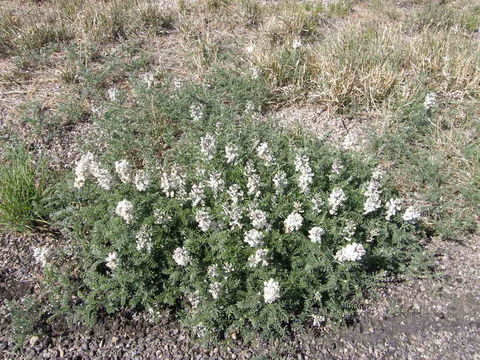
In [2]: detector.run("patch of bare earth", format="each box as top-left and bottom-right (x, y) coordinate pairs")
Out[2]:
(0, 51), (95, 171)
(269, 105), (379, 152)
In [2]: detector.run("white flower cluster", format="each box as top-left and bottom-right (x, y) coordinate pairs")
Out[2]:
(115, 159), (131, 183)
(293, 201), (303, 212)
(92, 168), (112, 191)
(308, 227), (325, 243)
(222, 203), (243, 230)
(244, 161), (261, 197)
(192, 323), (208, 338)
(328, 187), (347, 215)
(190, 103), (204, 122)
(134, 170), (150, 192)
(33, 247), (49, 268)
(311, 314), (326, 327)
(342, 220), (356, 242)
(367, 228), (380, 243)
(209, 282), (221, 299)
(225, 145), (239, 164)
(145, 306), (162, 323)
(263, 278), (280, 304)
(207, 264), (219, 278)
(223, 262), (234, 275)
(385, 198), (402, 221)
(142, 72), (154, 88)
(227, 184), (243, 205)
(187, 290), (201, 309)
(206, 263), (234, 300)
(244, 101), (256, 115)
(189, 183), (206, 207)
(311, 194), (324, 214)
(173, 247), (192, 266)
(363, 172), (383, 215)
(116, 199), (134, 224)
(161, 165), (186, 198)
(284, 212), (303, 233)
(248, 248), (269, 267)
(331, 159), (344, 176)
(342, 131), (359, 151)
(244, 229), (264, 247)
(256, 142), (275, 166)
(294, 154), (314, 194)
(196, 209), (213, 232)
(208, 172), (224, 198)
(90, 105), (105, 118)
(136, 225), (153, 252)
(74, 152), (112, 190)
(292, 38), (302, 50)
(424, 92), (437, 110)
(374, 167), (386, 181)
(251, 66), (260, 79)
(249, 209), (269, 230)
(334, 243), (366, 263)
(403, 206), (421, 223)
(108, 87), (118, 102)
(105, 252), (118, 270)
(154, 209), (172, 225)
(207, 264), (218, 278)
(200, 133), (216, 160)
(272, 171), (288, 193)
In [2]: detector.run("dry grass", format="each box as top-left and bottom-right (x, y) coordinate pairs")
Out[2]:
(3, 1), (477, 107)
(0, 0), (177, 58)
(0, 0), (478, 115)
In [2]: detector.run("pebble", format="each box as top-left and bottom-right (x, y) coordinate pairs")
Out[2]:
(29, 336), (40, 347)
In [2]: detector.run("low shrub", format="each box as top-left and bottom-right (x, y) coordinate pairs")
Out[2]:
(44, 82), (427, 340)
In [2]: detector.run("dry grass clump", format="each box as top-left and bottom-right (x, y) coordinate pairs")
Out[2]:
(2, 0), (478, 112)
(0, 0), (177, 56)
(311, 23), (402, 109)
(260, 2), (324, 45)
(0, 10), (22, 56)
(429, 100), (479, 193)
(409, 2), (480, 33)
(244, 1), (479, 111)
(311, 21), (479, 110)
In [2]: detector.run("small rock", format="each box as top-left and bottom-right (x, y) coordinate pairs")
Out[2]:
(29, 336), (40, 347)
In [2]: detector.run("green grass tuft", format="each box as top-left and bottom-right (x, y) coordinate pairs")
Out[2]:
(0, 146), (48, 231)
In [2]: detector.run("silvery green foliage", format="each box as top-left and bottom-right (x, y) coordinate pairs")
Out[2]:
(47, 82), (425, 341)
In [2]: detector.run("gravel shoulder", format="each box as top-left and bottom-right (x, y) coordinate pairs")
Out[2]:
(1, 231), (479, 360)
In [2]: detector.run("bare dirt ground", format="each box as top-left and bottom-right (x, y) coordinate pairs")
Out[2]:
(268, 105), (377, 152)
(1, 229), (478, 359)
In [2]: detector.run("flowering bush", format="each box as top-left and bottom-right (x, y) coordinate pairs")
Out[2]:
(45, 115), (426, 341)
(43, 72), (426, 341)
